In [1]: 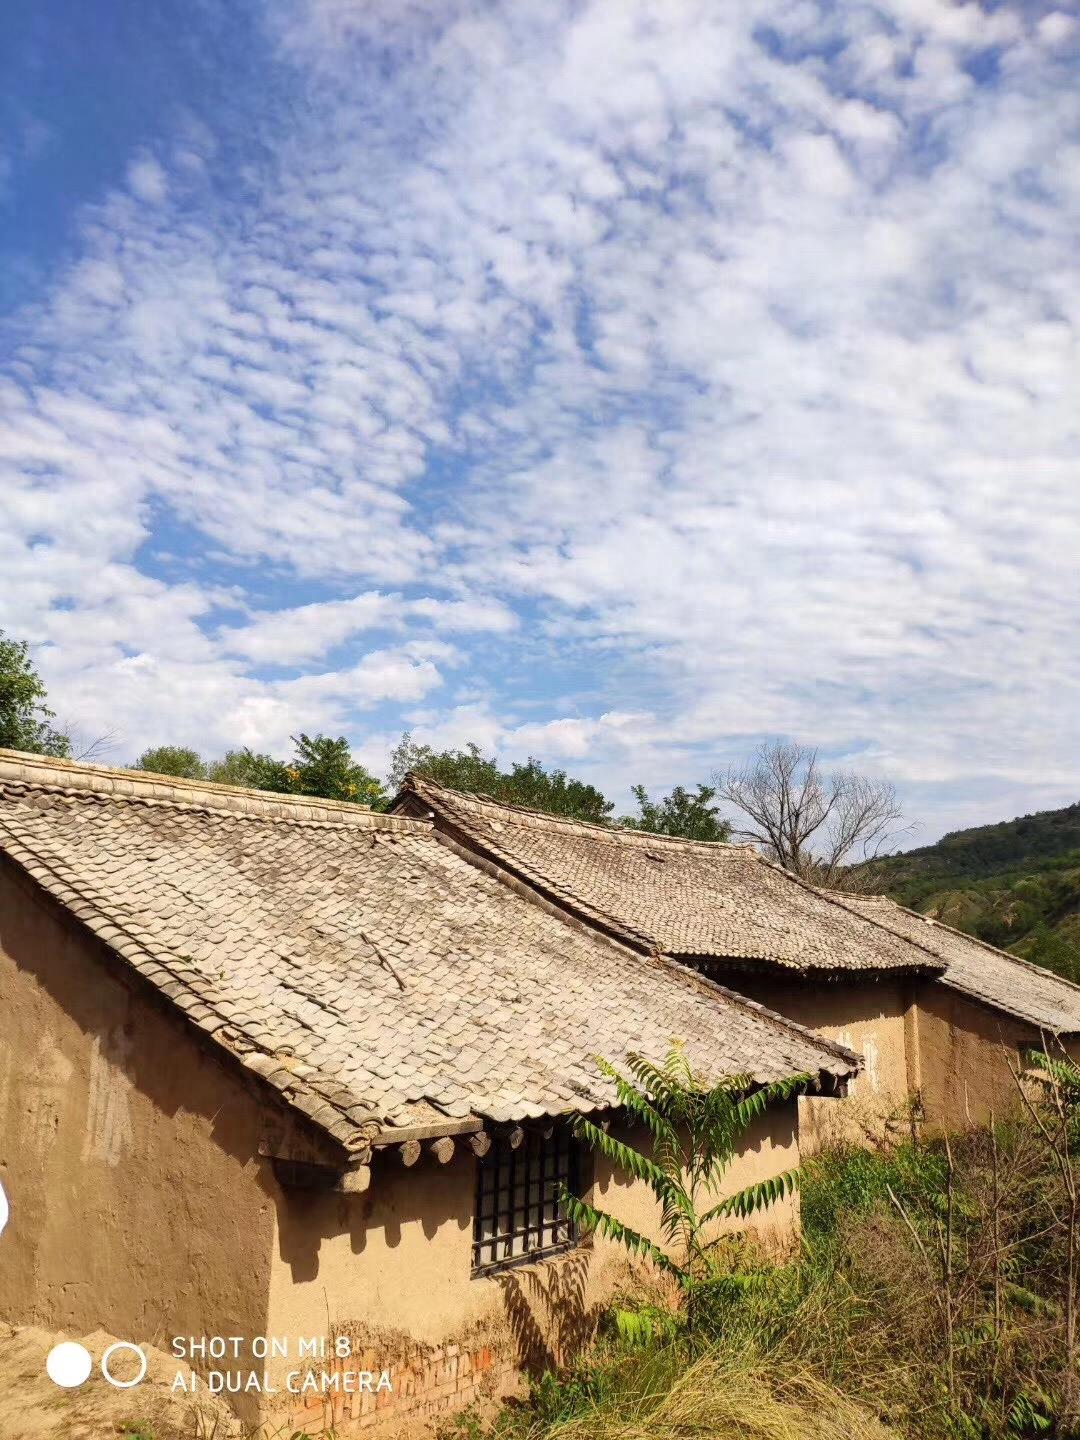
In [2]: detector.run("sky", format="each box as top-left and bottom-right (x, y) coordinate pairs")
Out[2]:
(2, 0), (1079, 845)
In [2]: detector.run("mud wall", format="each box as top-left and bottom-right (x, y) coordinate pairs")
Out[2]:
(264, 1098), (803, 1433)
(914, 983), (1042, 1129)
(730, 972), (915, 1145)
(0, 859), (277, 1420)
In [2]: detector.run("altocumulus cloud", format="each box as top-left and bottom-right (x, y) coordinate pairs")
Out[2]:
(1, 0), (1079, 835)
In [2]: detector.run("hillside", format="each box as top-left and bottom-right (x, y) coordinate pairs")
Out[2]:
(867, 801), (1080, 980)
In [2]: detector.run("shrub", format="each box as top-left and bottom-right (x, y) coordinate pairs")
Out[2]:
(561, 1044), (805, 1330)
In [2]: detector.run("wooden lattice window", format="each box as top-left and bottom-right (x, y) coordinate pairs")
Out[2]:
(472, 1126), (581, 1275)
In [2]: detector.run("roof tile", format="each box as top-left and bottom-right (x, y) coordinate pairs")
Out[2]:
(840, 895), (1080, 1034)
(0, 750), (856, 1148)
(400, 775), (940, 974)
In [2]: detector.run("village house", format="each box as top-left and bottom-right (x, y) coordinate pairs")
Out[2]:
(395, 775), (1080, 1142)
(0, 750), (857, 1436)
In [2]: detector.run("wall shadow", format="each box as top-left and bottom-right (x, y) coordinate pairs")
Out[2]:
(496, 1247), (601, 1372)
(274, 1150), (471, 1284)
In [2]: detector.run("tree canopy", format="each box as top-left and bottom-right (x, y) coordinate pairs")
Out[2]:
(287, 733), (385, 807)
(0, 632), (70, 758)
(134, 745), (206, 779)
(134, 734), (383, 806)
(621, 782), (730, 842)
(207, 748), (292, 793)
(388, 732), (613, 824)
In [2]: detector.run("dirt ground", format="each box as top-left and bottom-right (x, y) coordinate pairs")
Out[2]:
(0, 1325), (242, 1440)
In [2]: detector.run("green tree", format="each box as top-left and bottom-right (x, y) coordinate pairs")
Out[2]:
(289, 733), (385, 807)
(0, 632), (70, 757)
(561, 1044), (805, 1328)
(1025, 921), (1080, 984)
(131, 734), (381, 805)
(135, 746), (207, 779)
(622, 782), (730, 842)
(207, 748), (292, 794)
(388, 732), (613, 824)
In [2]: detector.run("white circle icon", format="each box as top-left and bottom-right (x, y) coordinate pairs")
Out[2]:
(46, 1342), (93, 1389)
(101, 1341), (148, 1389)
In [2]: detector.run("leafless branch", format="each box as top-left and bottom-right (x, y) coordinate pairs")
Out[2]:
(72, 728), (121, 763)
(717, 739), (906, 888)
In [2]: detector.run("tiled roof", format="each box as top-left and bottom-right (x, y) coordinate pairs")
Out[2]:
(840, 894), (1080, 1035)
(0, 750), (856, 1153)
(396, 775), (944, 975)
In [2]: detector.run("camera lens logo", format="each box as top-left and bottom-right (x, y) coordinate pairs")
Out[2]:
(45, 1340), (148, 1390)
(101, 1342), (149, 1388)
(45, 1343), (93, 1389)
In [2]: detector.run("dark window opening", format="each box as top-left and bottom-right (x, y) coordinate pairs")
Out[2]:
(472, 1126), (581, 1275)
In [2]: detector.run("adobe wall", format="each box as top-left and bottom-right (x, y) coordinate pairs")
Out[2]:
(596, 1098), (801, 1255)
(264, 1098), (802, 1434)
(730, 972), (915, 1146)
(0, 856), (807, 1436)
(730, 968), (1073, 1142)
(0, 859), (278, 1424)
(914, 984), (1042, 1129)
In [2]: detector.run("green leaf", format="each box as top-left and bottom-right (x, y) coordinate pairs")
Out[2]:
(702, 1167), (801, 1222)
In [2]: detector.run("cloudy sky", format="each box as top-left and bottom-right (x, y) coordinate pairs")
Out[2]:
(3, 0), (1078, 842)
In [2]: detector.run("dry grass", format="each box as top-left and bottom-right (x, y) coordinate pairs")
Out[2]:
(463, 1121), (1080, 1440)
(540, 1354), (894, 1440)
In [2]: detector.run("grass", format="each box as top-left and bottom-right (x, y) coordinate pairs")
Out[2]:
(444, 1124), (1080, 1440)
(519, 1353), (891, 1440)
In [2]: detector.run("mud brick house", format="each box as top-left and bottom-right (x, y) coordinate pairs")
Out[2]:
(835, 893), (1080, 1127)
(395, 775), (1080, 1141)
(0, 750), (857, 1435)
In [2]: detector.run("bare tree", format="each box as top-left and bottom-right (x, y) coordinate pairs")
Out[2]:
(717, 739), (906, 889)
(56, 724), (120, 764)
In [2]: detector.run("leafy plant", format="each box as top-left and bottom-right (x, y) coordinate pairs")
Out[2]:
(0, 630), (70, 756)
(135, 745), (207, 779)
(129, 734), (380, 806)
(288, 732), (385, 806)
(207, 747), (292, 793)
(610, 1302), (679, 1347)
(389, 733), (613, 824)
(1007, 1391), (1053, 1435)
(620, 782), (730, 841)
(561, 1044), (805, 1327)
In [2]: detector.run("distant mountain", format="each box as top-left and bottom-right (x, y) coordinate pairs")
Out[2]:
(866, 802), (1080, 981)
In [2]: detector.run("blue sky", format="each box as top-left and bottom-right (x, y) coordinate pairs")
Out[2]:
(2, 0), (1078, 843)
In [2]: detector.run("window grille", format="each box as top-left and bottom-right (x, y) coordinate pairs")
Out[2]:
(472, 1126), (581, 1274)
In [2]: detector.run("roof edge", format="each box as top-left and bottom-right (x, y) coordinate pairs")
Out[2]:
(0, 748), (427, 832)
(398, 774), (946, 977)
(427, 822), (861, 1086)
(397, 771), (753, 852)
(406, 793), (661, 956)
(853, 892), (1080, 1014)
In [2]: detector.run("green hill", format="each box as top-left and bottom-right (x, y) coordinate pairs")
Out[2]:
(867, 802), (1080, 981)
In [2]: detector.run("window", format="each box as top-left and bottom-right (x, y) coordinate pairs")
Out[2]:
(472, 1126), (581, 1274)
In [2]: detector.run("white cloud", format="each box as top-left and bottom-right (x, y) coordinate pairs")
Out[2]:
(1039, 13), (1075, 46)
(126, 155), (169, 204)
(219, 592), (515, 665)
(2, 0), (1079, 835)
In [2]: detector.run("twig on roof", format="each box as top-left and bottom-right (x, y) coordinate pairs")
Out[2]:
(361, 930), (407, 990)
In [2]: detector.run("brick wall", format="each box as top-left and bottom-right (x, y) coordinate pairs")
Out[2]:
(285, 1336), (518, 1435)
